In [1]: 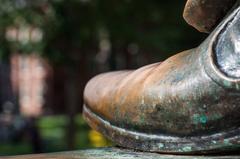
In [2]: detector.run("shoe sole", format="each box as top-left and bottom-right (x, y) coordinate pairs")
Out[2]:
(83, 105), (240, 154)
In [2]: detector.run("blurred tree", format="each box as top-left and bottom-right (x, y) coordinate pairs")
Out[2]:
(0, 0), (207, 68)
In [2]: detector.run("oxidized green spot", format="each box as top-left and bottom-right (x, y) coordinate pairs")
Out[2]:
(193, 114), (208, 124)
(158, 143), (164, 149)
(199, 115), (208, 124)
(224, 139), (232, 145)
(193, 114), (200, 124)
(212, 140), (217, 144)
(182, 146), (192, 152)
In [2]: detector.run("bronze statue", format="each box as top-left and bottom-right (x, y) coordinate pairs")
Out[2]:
(184, 0), (236, 33)
(83, 0), (240, 154)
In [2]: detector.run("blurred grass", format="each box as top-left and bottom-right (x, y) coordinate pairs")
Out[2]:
(0, 115), (112, 156)
(0, 142), (32, 156)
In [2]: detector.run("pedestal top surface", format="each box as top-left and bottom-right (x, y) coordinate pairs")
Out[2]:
(2, 147), (240, 159)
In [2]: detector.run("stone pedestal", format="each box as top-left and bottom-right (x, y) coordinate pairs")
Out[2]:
(3, 147), (240, 159)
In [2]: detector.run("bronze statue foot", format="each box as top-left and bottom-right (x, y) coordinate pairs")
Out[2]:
(83, 2), (240, 154)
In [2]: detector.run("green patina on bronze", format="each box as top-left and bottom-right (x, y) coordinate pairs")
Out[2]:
(193, 114), (208, 124)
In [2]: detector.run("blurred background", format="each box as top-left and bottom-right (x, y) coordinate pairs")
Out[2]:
(0, 0), (206, 156)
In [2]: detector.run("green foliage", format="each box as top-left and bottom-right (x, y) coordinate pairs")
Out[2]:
(0, 142), (32, 156)
(0, 115), (94, 155)
(38, 115), (93, 152)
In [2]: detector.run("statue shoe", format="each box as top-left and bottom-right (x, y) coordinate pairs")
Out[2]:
(83, 3), (240, 154)
(183, 0), (236, 33)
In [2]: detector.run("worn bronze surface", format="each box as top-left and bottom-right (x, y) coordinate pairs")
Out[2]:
(3, 148), (240, 159)
(183, 0), (236, 33)
(83, 1), (240, 155)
